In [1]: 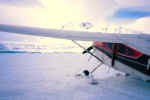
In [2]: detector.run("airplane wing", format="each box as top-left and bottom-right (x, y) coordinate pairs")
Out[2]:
(0, 24), (150, 55)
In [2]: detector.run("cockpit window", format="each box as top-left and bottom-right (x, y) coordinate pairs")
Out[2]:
(102, 43), (105, 46)
(126, 48), (134, 55)
(118, 44), (125, 54)
(106, 43), (113, 50)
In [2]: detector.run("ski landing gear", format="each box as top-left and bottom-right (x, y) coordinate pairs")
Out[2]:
(82, 63), (103, 85)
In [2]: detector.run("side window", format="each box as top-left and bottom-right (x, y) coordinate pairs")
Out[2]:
(126, 48), (134, 55)
(102, 43), (105, 46)
(118, 44), (126, 54)
(106, 43), (113, 50)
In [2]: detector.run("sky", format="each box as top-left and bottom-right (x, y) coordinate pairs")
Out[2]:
(0, 0), (150, 49)
(0, 0), (150, 29)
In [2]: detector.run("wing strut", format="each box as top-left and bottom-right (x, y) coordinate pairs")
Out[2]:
(72, 40), (104, 63)
(72, 40), (104, 77)
(111, 44), (118, 66)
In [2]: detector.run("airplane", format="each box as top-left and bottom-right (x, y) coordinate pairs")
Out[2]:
(0, 24), (150, 81)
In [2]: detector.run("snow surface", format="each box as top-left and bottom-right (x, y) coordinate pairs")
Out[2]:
(0, 53), (150, 100)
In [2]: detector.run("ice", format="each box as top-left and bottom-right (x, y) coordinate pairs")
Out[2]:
(0, 53), (149, 100)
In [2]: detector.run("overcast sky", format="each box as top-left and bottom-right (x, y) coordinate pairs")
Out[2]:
(0, 0), (150, 42)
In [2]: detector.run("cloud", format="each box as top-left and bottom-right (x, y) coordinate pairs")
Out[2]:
(114, 0), (150, 8)
(82, 0), (119, 23)
(124, 17), (150, 33)
(79, 0), (150, 33)
(1, 0), (149, 26)
(105, 0), (150, 24)
(81, 0), (150, 25)
(0, 0), (42, 7)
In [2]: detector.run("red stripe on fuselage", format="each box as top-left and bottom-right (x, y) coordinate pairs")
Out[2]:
(93, 42), (142, 59)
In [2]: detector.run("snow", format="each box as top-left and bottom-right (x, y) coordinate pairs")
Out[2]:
(0, 53), (150, 100)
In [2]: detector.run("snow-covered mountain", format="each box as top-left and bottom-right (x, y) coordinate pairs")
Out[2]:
(0, 41), (90, 53)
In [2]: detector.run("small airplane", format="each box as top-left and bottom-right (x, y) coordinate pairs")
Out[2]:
(0, 24), (150, 81)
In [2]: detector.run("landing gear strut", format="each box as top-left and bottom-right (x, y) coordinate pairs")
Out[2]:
(82, 63), (103, 77)
(71, 40), (104, 77)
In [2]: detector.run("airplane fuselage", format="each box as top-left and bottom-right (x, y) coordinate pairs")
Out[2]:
(93, 42), (150, 81)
